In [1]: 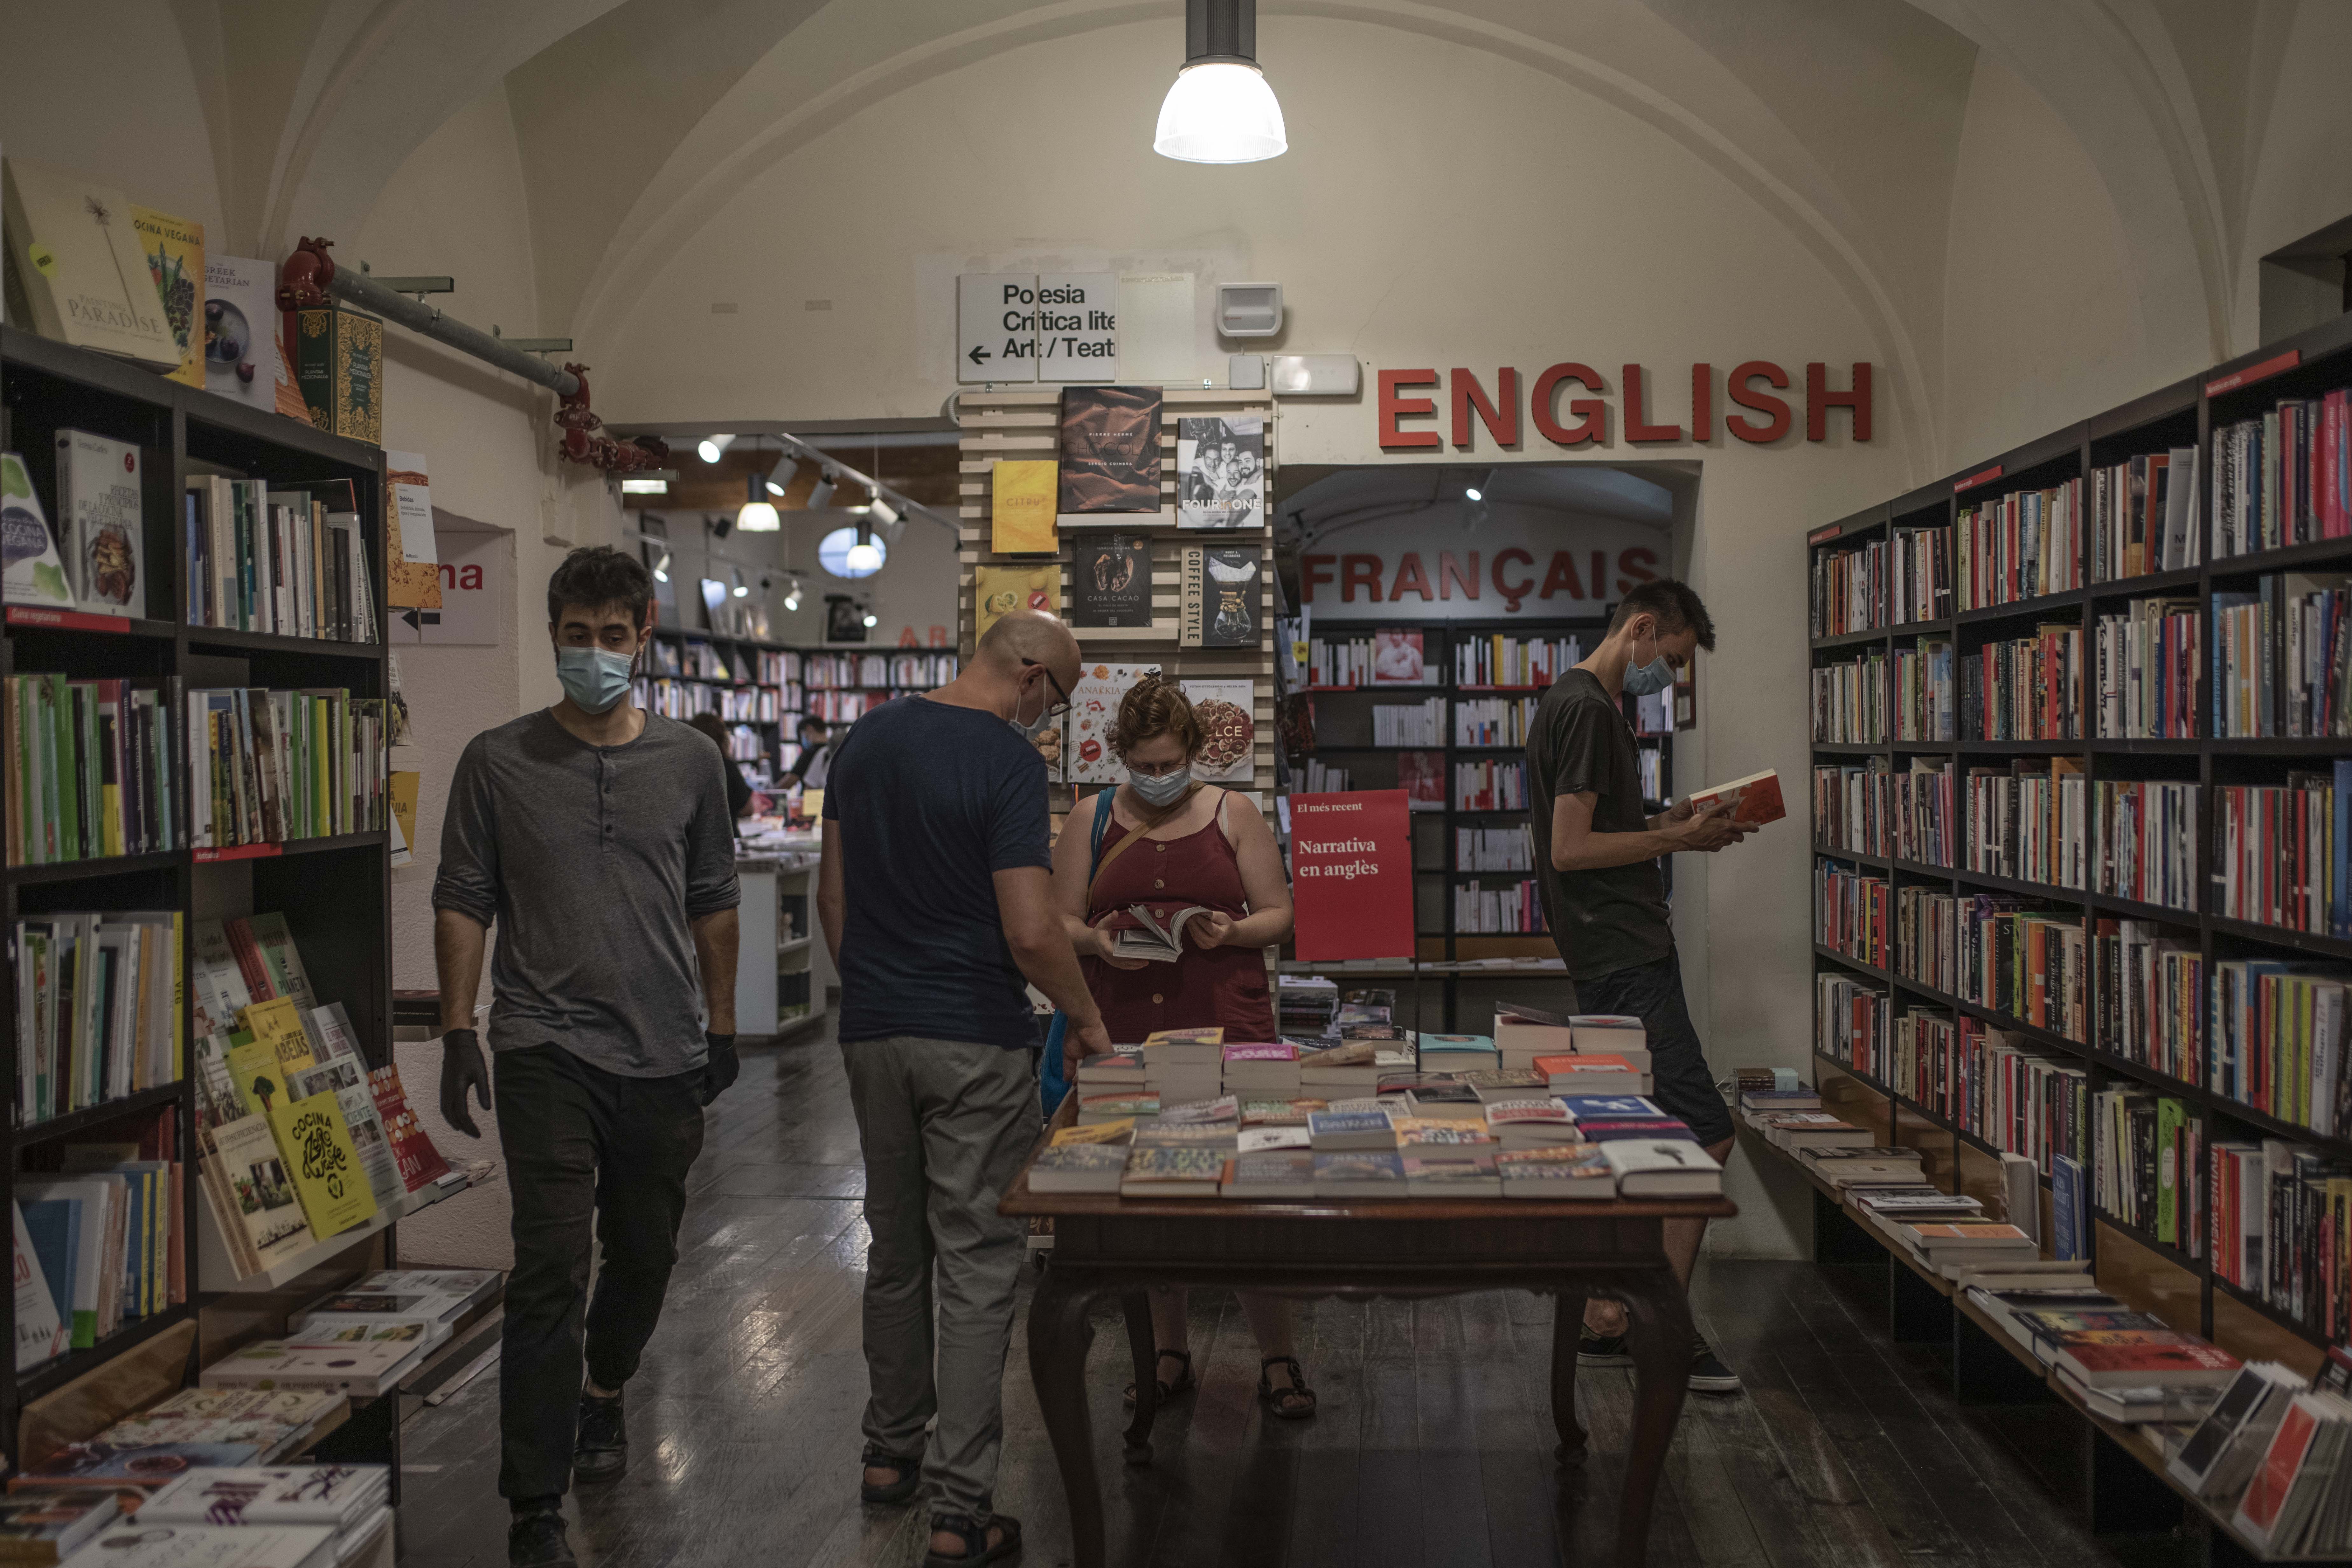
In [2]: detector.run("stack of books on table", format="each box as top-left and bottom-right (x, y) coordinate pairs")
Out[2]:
(1275, 974), (1338, 1037)
(1222, 1042), (1300, 1098)
(2163, 1348), (2352, 1554)
(1137, 1027), (1225, 1106)
(199, 1268), (501, 1396)
(55, 1463), (393, 1568)
(8, 1388), (346, 1497)
(1295, 1040), (1384, 1095)
(1751, 1112), (1877, 1154)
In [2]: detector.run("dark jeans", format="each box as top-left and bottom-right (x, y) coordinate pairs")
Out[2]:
(1575, 948), (1735, 1146)
(494, 1043), (706, 1502)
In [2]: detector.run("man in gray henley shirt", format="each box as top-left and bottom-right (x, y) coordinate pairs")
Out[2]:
(432, 546), (740, 1568)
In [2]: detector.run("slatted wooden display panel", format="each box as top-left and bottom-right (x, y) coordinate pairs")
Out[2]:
(956, 388), (1277, 809)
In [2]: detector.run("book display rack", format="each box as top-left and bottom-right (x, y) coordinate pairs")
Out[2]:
(640, 629), (958, 784)
(0, 325), (475, 1488)
(1805, 309), (2352, 1390)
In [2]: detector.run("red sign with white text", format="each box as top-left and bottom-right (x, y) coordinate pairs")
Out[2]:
(1290, 790), (1416, 961)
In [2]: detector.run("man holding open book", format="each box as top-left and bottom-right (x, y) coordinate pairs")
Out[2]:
(1526, 578), (1757, 1395)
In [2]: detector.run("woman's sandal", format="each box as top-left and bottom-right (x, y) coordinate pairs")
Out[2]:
(1121, 1348), (1194, 1412)
(922, 1511), (1022, 1566)
(1258, 1355), (1318, 1419)
(858, 1445), (922, 1505)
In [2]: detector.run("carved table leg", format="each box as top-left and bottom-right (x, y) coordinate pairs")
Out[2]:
(1119, 1288), (1157, 1466)
(1551, 1288), (1590, 1464)
(1027, 1265), (1107, 1568)
(1614, 1269), (1696, 1568)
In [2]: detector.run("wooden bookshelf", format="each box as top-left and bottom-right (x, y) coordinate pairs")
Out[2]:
(0, 325), (408, 1463)
(1804, 307), (2352, 1370)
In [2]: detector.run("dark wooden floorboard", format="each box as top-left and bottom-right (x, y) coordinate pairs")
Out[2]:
(392, 1029), (2144, 1568)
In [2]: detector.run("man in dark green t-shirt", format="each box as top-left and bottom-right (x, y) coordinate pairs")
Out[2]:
(1526, 578), (1752, 1395)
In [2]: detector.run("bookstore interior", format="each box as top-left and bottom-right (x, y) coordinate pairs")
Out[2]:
(6, 0), (2352, 1565)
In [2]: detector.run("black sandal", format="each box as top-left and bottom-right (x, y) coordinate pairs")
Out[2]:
(922, 1511), (1022, 1566)
(1121, 1348), (1194, 1412)
(1258, 1355), (1317, 1419)
(859, 1445), (922, 1505)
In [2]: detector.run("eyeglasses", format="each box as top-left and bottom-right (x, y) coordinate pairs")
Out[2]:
(1021, 659), (1072, 720)
(1126, 757), (1190, 778)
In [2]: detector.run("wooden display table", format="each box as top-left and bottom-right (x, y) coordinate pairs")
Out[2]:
(1001, 1139), (1734, 1568)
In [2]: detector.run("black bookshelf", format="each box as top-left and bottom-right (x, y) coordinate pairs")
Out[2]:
(1805, 308), (2352, 1364)
(0, 327), (394, 1455)
(1280, 615), (1684, 1025)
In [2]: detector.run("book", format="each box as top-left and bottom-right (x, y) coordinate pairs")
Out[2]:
(1235, 1126), (1311, 1153)
(2232, 1392), (2352, 1554)
(140, 1465), (389, 1531)
(1049, 1119), (1134, 1147)
(1060, 660), (1160, 785)
(1118, 1145), (1224, 1197)
(0, 1489), (119, 1562)
(1131, 1123), (1238, 1151)
(1737, 1088), (1822, 1112)
(313, 1269), (498, 1323)
(128, 205), (204, 388)
(0, 159), (180, 367)
(1220, 1150), (1315, 1198)
(2171, 1362), (2308, 1496)
(1568, 1015), (1648, 1058)
(1175, 415), (1264, 529)
(200, 256), (280, 412)
(1306, 1108), (1395, 1151)
(1310, 1151), (1406, 1197)
(11, 1440), (272, 1491)
(1178, 546), (1258, 649)
(1559, 1095), (1665, 1121)
(1, 452), (75, 610)
(290, 305), (383, 445)
(1402, 1080), (1485, 1121)
(1103, 904), (1222, 962)
(284, 1312), (442, 1349)
(2053, 1336), (2242, 1391)
(198, 1338), (424, 1397)
(1057, 386), (1162, 512)
(362, 1064), (448, 1192)
(53, 430), (144, 617)
(1026, 1143), (1127, 1194)
(1756, 1113), (1875, 1150)
(1178, 678), (1256, 783)
(1390, 1117), (1496, 1148)
(989, 460), (1058, 554)
(1534, 1054), (1643, 1095)
(1403, 1151), (1501, 1197)
(54, 1522), (337, 1566)
(1418, 1033), (1499, 1065)
(1078, 1092), (1159, 1125)
(1141, 1026), (1224, 1048)
(1497, 1144), (1615, 1197)
(1600, 1139), (1723, 1197)
(1683, 768), (1785, 827)
(11, 1199), (64, 1370)
(205, 1111), (317, 1274)
(1068, 535), (1152, 628)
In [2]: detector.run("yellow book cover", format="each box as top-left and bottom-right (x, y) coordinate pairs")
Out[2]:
(224, 1032), (293, 1120)
(990, 461), (1059, 555)
(171, 912), (184, 1080)
(268, 1089), (378, 1239)
(1050, 1119), (1134, 1148)
(974, 564), (1059, 640)
(128, 206), (204, 387)
(1143, 1026), (1225, 1046)
(238, 995), (316, 1077)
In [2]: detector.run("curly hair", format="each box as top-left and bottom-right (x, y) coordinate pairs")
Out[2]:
(1108, 673), (1202, 761)
(546, 545), (652, 628)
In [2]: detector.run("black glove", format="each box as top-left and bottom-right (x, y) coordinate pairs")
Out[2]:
(440, 1028), (492, 1137)
(701, 1031), (739, 1107)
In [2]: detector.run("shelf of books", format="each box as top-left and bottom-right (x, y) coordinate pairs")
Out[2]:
(1265, 615), (1693, 1029)
(637, 629), (958, 786)
(1, 325), (487, 1495)
(1805, 307), (2352, 1404)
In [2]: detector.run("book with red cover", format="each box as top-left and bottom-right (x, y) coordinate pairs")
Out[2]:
(1683, 769), (1785, 827)
(2052, 1335), (2242, 1389)
(1532, 1054), (1642, 1091)
(367, 1063), (451, 1192)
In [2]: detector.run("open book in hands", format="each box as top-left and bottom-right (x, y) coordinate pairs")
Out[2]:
(1682, 768), (1785, 828)
(1106, 903), (1222, 962)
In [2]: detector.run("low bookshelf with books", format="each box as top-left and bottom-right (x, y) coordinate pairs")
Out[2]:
(1805, 309), (2352, 1421)
(0, 323), (478, 1485)
(1272, 614), (1689, 1029)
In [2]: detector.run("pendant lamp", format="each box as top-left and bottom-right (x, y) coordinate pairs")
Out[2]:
(1154, 0), (1286, 164)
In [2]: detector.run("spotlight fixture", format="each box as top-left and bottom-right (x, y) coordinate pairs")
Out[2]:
(730, 566), (750, 599)
(764, 453), (799, 497)
(861, 609), (879, 629)
(651, 548), (671, 583)
(806, 468), (837, 509)
(783, 578), (802, 612)
(843, 527), (884, 575)
(697, 433), (735, 463)
(760, 574), (773, 592)
(1463, 484), (1482, 502)
(866, 492), (899, 528)
(1154, 0), (1286, 164)
(737, 472), (781, 532)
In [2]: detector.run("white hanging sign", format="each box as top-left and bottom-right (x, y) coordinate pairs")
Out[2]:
(1037, 273), (1117, 381)
(956, 273), (1040, 383)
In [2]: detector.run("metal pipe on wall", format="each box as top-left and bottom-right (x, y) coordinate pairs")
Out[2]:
(326, 268), (582, 398)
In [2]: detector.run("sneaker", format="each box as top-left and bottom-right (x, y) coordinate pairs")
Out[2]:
(573, 1390), (627, 1482)
(1576, 1330), (1635, 1369)
(509, 1510), (578, 1568)
(1688, 1338), (1743, 1395)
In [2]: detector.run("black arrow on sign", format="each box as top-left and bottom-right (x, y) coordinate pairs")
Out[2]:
(968, 344), (991, 366)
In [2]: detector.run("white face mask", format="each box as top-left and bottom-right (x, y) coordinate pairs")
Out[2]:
(1129, 765), (1192, 807)
(1622, 627), (1676, 697)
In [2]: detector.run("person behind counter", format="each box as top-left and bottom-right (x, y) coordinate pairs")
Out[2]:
(780, 714), (838, 790)
(685, 711), (758, 819)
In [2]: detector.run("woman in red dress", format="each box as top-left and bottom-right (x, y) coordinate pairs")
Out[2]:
(1048, 677), (1314, 1418)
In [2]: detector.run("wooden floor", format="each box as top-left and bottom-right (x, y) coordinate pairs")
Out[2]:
(395, 1026), (2148, 1568)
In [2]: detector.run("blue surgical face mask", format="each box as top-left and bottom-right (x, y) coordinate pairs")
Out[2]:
(1009, 672), (1057, 744)
(1129, 765), (1192, 808)
(1622, 629), (1676, 697)
(556, 645), (636, 714)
